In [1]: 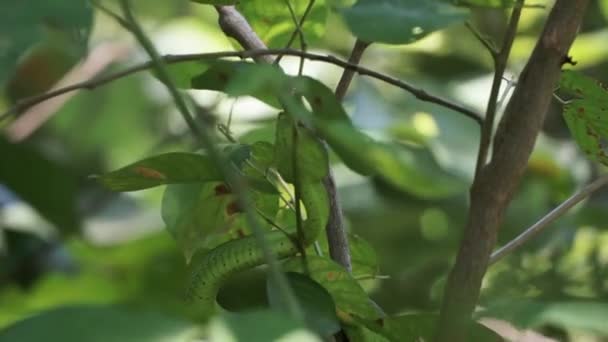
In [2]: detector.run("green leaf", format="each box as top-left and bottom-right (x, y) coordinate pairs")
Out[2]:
(563, 99), (608, 165)
(96, 152), (223, 192)
(345, 313), (502, 342)
(236, 0), (329, 48)
(341, 0), (469, 45)
(0, 306), (199, 342)
(479, 300), (608, 336)
(240, 142), (281, 194)
(308, 233), (379, 279)
(283, 256), (382, 320)
(291, 76), (351, 121)
(162, 181), (279, 261)
(274, 114), (329, 183)
(190, 61), (284, 108)
(0, 137), (80, 234)
(450, 0), (516, 8)
(0, 1), (92, 86)
(560, 70), (608, 104)
(318, 121), (467, 198)
(162, 182), (236, 261)
(191, 0), (238, 4)
(208, 310), (319, 342)
(267, 272), (341, 337)
(166, 61), (211, 88)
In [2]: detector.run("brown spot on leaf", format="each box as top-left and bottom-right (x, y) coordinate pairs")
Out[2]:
(226, 201), (242, 216)
(326, 271), (337, 281)
(133, 166), (166, 180)
(214, 183), (231, 196)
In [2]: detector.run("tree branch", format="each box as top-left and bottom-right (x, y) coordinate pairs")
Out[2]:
(214, 5), (273, 64)
(0, 49), (482, 125)
(474, 0), (524, 178)
(335, 39), (371, 102)
(490, 174), (608, 265)
(436, 1), (590, 341)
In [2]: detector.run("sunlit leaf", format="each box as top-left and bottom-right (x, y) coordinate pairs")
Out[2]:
(560, 70), (608, 104)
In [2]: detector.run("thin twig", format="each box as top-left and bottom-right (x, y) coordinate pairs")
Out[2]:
(490, 174), (608, 264)
(465, 22), (498, 57)
(274, 0), (316, 64)
(282, 0), (308, 74)
(335, 39), (371, 102)
(474, 0), (525, 178)
(118, 0), (304, 321)
(323, 38), (372, 273)
(0, 49), (482, 125)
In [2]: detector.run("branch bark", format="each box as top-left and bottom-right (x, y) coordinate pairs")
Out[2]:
(436, 1), (589, 341)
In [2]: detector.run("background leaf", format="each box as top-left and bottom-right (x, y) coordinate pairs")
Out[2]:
(0, 306), (199, 342)
(341, 0), (468, 45)
(267, 272), (341, 337)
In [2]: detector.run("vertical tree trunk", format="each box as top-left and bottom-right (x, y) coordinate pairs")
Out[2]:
(436, 1), (590, 341)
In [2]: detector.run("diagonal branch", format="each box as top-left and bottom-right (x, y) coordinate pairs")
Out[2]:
(490, 174), (608, 265)
(436, 1), (590, 341)
(0, 49), (482, 125)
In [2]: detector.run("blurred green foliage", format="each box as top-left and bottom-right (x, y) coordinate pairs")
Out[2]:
(2, 0), (608, 341)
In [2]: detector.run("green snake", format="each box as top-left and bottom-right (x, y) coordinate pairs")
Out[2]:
(186, 115), (329, 319)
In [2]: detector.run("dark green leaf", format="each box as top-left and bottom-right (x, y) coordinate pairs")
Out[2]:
(0, 306), (199, 342)
(0, 1), (92, 86)
(96, 152), (222, 192)
(342, 0), (468, 45)
(190, 61), (284, 108)
(0, 137), (80, 233)
(267, 272), (341, 337)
